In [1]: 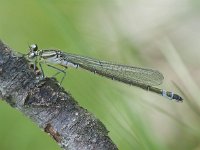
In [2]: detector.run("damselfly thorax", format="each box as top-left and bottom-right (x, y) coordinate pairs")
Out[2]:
(39, 50), (79, 68)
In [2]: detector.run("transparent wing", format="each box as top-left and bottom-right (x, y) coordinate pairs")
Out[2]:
(61, 52), (164, 88)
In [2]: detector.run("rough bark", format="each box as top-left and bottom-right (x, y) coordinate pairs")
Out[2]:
(0, 41), (118, 150)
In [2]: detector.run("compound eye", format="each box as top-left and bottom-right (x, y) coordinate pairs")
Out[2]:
(29, 44), (38, 51)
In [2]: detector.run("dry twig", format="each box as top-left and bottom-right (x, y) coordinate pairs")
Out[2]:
(0, 41), (118, 150)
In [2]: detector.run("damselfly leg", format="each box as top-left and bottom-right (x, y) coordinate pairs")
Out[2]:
(30, 60), (67, 84)
(46, 64), (67, 85)
(38, 62), (44, 79)
(29, 62), (44, 81)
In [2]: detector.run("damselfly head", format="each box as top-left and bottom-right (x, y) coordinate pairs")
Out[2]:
(28, 44), (39, 59)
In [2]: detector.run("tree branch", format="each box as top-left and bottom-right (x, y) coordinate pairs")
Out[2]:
(0, 41), (118, 150)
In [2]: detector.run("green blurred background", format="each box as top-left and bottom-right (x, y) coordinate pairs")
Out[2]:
(0, 0), (200, 150)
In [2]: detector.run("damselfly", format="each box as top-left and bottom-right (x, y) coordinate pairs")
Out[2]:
(27, 44), (183, 102)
